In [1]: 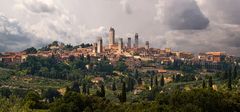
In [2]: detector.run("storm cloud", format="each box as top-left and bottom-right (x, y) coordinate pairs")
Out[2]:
(153, 23), (240, 56)
(155, 0), (209, 30)
(196, 0), (240, 25)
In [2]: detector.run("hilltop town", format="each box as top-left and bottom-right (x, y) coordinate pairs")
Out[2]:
(0, 28), (240, 112)
(0, 27), (237, 71)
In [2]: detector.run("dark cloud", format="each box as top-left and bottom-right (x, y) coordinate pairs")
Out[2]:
(155, 0), (209, 30)
(197, 0), (240, 25)
(153, 23), (240, 56)
(0, 14), (43, 52)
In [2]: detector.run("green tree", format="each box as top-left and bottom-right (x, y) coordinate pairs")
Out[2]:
(134, 69), (139, 80)
(155, 75), (158, 87)
(160, 75), (165, 87)
(86, 85), (90, 95)
(224, 70), (228, 79)
(71, 82), (80, 93)
(175, 74), (181, 82)
(86, 54), (91, 62)
(24, 47), (37, 54)
(39, 67), (49, 77)
(229, 66), (232, 78)
(150, 75), (153, 89)
(208, 76), (213, 89)
(69, 55), (75, 62)
(128, 77), (134, 91)
(233, 65), (237, 79)
(82, 83), (87, 95)
(202, 80), (206, 88)
(100, 84), (105, 97)
(52, 41), (59, 46)
(0, 87), (12, 98)
(172, 75), (176, 82)
(51, 91), (85, 112)
(118, 82), (126, 103)
(138, 78), (142, 85)
(24, 91), (43, 109)
(115, 61), (127, 72)
(95, 60), (113, 74)
(43, 88), (61, 103)
(228, 73), (232, 90)
(96, 84), (105, 97)
(112, 81), (117, 91)
(64, 44), (74, 51)
(65, 86), (71, 93)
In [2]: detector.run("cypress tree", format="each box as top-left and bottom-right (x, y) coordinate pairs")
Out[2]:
(86, 54), (91, 62)
(112, 81), (117, 91)
(134, 69), (139, 80)
(202, 80), (206, 88)
(80, 54), (84, 61)
(172, 75), (176, 82)
(208, 76), (213, 89)
(150, 75), (153, 89)
(228, 73), (232, 90)
(131, 78), (135, 91)
(86, 85), (90, 95)
(127, 77), (133, 92)
(233, 65), (237, 79)
(71, 81), (80, 93)
(224, 70), (228, 79)
(101, 84), (105, 97)
(155, 75), (158, 87)
(176, 74), (181, 82)
(118, 82), (126, 103)
(138, 78), (142, 85)
(160, 75), (165, 87)
(229, 66), (232, 79)
(82, 83), (87, 94)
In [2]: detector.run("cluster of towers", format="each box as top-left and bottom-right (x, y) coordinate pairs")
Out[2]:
(93, 27), (148, 54)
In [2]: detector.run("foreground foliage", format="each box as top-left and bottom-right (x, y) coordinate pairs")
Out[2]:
(0, 88), (240, 112)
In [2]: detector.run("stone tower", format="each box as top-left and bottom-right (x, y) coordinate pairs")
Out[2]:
(97, 37), (103, 53)
(127, 37), (131, 48)
(118, 38), (123, 52)
(134, 33), (139, 48)
(109, 27), (115, 48)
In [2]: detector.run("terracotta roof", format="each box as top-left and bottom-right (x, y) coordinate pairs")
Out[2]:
(206, 52), (225, 56)
(158, 69), (167, 73)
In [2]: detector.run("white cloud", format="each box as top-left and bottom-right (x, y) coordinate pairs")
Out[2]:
(0, 0), (109, 51)
(0, 13), (43, 51)
(19, 0), (107, 42)
(15, 0), (58, 15)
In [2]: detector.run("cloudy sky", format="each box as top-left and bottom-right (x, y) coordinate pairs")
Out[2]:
(0, 0), (240, 56)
